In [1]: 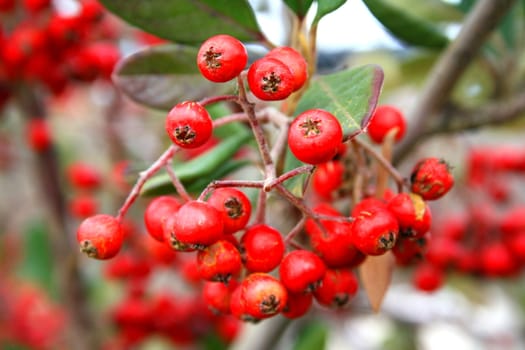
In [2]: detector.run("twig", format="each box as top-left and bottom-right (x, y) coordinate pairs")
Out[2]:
(198, 179), (264, 201)
(394, 0), (518, 163)
(165, 159), (192, 202)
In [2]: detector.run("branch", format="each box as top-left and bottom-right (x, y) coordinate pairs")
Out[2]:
(394, 0), (517, 163)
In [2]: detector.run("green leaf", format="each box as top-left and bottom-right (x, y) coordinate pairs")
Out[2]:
(141, 128), (252, 196)
(285, 64), (383, 195)
(313, 0), (347, 25)
(100, 0), (264, 44)
(284, 0), (314, 19)
(114, 44), (232, 110)
(17, 222), (55, 295)
(295, 64), (384, 137)
(362, 0), (450, 49)
(292, 321), (328, 350)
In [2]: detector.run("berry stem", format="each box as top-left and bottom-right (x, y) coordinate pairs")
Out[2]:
(353, 137), (407, 192)
(264, 165), (314, 192)
(198, 179), (263, 201)
(117, 145), (179, 220)
(284, 216), (306, 243)
(165, 159), (193, 202)
(199, 94), (239, 107)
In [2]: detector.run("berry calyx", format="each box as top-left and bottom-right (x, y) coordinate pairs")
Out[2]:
(351, 208), (399, 256)
(240, 224), (285, 273)
(197, 34), (248, 83)
(410, 157), (454, 200)
(288, 109), (343, 165)
(197, 240), (242, 283)
(165, 101), (213, 149)
(247, 57), (295, 101)
(266, 46), (308, 91)
(240, 273), (288, 320)
(279, 250), (326, 293)
(367, 105), (406, 144)
(77, 214), (123, 259)
(165, 200), (224, 250)
(207, 188), (252, 234)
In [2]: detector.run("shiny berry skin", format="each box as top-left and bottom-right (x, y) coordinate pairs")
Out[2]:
(77, 214), (123, 259)
(367, 105), (406, 144)
(305, 203), (361, 268)
(288, 109), (343, 165)
(266, 46), (308, 91)
(197, 240), (242, 283)
(480, 242), (516, 277)
(197, 34), (248, 83)
(410, 157), (454, 200)
(240, 273), (288, 320)
(247, 57), (295, 101)
(167, 200), (224, 250)
(282, 292), (313, 319)
(313, 268), (358, 308)
(351, 197), (387, 217)
(26, 118), (52, 152)
(412, 263), (444, 292)
(144, 196), (181, 242)
(279, 250), (326, 293)
(229, 284), (249, 321)
(312, 160), (344, 200)
(351, 208), (399, 256)
(165, 101), (213, 149)
(240, 224), (285, 273)
(207, 188), (251, 234)
(67, 162), (102, 190)
(387, 192), (432, 239)
(202, 280), (238, 314)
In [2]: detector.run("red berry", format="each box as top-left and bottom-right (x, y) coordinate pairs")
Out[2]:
(0, 0), (15, 12)
(77, 214), (124, 259)
(247, 57), (295, 101)
(144, 196), (181, 242)
(500, 206), (525, 235)
(305, 203), (361, 268)
(351, 208), (399, 256)
(104, 251), (151, 280)
(392, 235), (428, 266)
(215, 314), (242, 343)
(240, 224), (285, 273)
(312, 160), (344, 199)
(197, 240), (242, 282)
(424, 236), (461, 268)
(166, 200), (224, 250)
(202, 280), (238, 314)
(207, 188), (251, 234)
(67, 162), (102, 190)
(413, 263), (444, 292)
(410, 157), (454, 200)
(240, 273), (288, 320)
(387, 192), (432, 239)
(229, 284), (248, 321)
(288, 109), (343, 165)
(279, 250), (326, 293)
(69, 194), (98, 219)
(313, 268), (358, 308)
(165, 101), (213, 149)
(80, 0), (105, 23)
(367, 105), (406, 144)
(281, 292), (313, 319)
(197, 34), (248, 83)
(141, 234), (177, 265)
(351, 197), (387, 217)
(23, 0), (50, 13)
(266, 46), (308, 91)
(480, 242), (516, 277)
(26, 118), (52, 152)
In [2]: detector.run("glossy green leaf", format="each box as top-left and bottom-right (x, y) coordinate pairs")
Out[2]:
(313, 0), (347, 25)
(100, 0), (264, 44)
(114, 44), (232, 110)
(285, 64), (383, 195)
(141, 128), (252, 196)
(362, 0), (450, 49)
(295, 64), (384, 137)
(284, 0), (314, 19)
(292, 321), (328, 350)
(386, 0), (463, 23)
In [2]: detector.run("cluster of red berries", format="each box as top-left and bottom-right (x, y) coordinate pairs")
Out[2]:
(76, 33), (455, 327)
(407, 145), (525, 292)
(0, 0), (120, 109)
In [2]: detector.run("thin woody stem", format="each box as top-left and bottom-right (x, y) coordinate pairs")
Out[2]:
(353, 137), (407, 191)
(199, 94), (239, 107)
(264, 165), (314, 192)
(198, 179), (264, 201)
(117, 145), (179, 220)
(165, 159), (193, 202)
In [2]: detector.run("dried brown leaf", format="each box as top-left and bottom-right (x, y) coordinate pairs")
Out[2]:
(358, 251), (395, 312)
